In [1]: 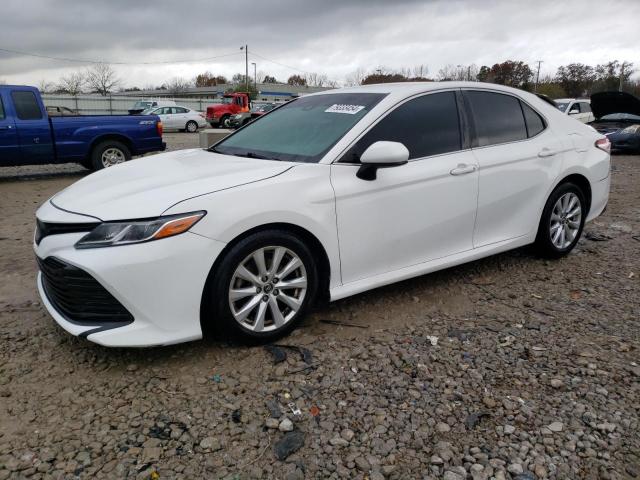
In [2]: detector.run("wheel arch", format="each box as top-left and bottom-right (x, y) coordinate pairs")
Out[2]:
(554, 173), (592, 215)
(87, 134), (135, 159)
(199, 222), (332, 337)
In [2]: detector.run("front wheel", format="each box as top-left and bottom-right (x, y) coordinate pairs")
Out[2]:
(205, 230), (318, 342)
(535, 182), (586, 258)
(90, 140), (131, 170)
(219, 115), (230, 129)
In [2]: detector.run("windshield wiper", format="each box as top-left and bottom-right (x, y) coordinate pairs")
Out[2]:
(234, 152), (280, 161)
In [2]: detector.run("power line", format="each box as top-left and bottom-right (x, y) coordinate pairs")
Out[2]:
(0, 47), (243, 65)
(250, 51), (342, 84)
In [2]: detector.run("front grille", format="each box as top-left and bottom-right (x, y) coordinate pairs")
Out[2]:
(35, 219), (99, 245)
(37, 256), (133, 325)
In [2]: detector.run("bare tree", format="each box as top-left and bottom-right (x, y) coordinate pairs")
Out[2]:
(304, 72), (328, 87)
(58, 72), (85, 95)
(344, 68), (367, 87)
(85, 63), (121, 96)
(164, 77), (192, 94)
(38, 79), (55, 93)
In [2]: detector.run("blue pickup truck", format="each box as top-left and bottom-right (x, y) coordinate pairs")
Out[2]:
(0, 85), (166, 170)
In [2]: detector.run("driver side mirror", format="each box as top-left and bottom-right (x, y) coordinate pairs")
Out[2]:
(356, 141), (409, 181)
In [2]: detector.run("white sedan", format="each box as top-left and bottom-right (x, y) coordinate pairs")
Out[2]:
(34, 82), (610, 347)
(144, 106), (207, 132)
(555, 98), (595, 123)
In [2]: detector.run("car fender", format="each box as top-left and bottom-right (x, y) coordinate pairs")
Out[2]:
(164, 164), (343, 289)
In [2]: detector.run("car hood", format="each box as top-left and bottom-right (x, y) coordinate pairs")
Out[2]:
(590, 91), (640, 119)
(51, 149), (293, 221)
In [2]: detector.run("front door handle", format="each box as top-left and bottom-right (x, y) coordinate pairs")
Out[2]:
(538, 147), (558, 157)
(450, 163), (477, 176)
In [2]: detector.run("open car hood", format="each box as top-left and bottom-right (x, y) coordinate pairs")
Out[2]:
(590, 91), (640, 119)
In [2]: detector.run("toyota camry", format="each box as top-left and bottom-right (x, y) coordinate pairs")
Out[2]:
(34, 82), (611, 347)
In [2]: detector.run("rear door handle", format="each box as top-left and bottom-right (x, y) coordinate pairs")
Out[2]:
(450, 163), (477, 176)
(538, 147), (558, 157)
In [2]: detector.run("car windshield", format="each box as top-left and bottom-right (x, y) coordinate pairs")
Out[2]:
(556, 102), (570, 112)
(601, 113), (640, 122)
(220, 97), (233, 104)
(133, 101), (152, 110)
(141, 108), (157, 115)
(211, 93), (387, 163)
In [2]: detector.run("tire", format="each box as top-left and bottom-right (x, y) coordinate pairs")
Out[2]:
(534, 182), (586, 258)
(90, 140), (131, 170)
(204, 230), (319, 342)
(219, 115), (230, 129)
(186, 120), (198, 133)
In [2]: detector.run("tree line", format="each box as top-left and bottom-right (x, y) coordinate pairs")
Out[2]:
(30, 59), (638, 99)
(345, 60), (638, 98)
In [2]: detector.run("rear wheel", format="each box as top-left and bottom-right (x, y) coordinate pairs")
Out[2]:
(186, 120), (198, 133)
(90, 140), (131, 170)
(535, 182), (586, 258)
(205, 230), (318, 342)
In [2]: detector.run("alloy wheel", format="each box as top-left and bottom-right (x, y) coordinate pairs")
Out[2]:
(101, 147), (126, 168)
(228, 246), (307, 332)
(549, 192), (582, 249)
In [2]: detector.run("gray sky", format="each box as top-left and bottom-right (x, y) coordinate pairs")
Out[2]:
(1, 0), (638, 88)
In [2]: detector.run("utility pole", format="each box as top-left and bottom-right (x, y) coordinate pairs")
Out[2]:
(251, 62), (257, 91)
(534, 60), (543, 92)
(619, 62), (625, 92)
(240, 45), (248, 92)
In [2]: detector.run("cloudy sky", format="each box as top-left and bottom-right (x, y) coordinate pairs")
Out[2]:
(1, 0), (638, 88)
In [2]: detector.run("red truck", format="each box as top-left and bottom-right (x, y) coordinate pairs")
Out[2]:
(206, 92), (250, 128)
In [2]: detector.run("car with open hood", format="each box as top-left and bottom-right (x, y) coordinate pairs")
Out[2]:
(589, 91), (640, 153)
(34, 82), (610, 347)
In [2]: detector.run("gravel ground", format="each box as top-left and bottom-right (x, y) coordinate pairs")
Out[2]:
(0, 143), (638, 479)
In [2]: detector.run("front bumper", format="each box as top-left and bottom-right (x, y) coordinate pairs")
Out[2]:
(34, 223), (226, 347)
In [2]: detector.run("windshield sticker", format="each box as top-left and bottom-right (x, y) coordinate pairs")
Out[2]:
(325, 104), (366, 114)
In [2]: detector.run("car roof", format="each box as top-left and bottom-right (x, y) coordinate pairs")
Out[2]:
(556, 98), (590, 103)
(306, 81), (539, 100)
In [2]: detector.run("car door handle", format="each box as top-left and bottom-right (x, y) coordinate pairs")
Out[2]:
(450, 164), (477, 176)
(538, 148), (558, 157)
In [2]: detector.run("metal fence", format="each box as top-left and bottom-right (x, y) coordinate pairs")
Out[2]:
(41, 94), (220, 115)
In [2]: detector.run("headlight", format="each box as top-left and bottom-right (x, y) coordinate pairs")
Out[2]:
(75, 211), (205, 249)
(234, 114), (242, 119)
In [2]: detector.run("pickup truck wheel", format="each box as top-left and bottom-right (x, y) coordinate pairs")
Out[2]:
(91, 140), (131, 170)
(186, 121), (198, 133)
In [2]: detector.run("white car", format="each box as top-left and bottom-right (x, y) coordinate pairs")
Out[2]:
(555, 98), (595, 123)
(144, 106), (207, 133)
(34, 82), (611, 347)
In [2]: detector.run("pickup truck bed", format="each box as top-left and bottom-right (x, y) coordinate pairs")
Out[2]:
(0, 85), (166, 169)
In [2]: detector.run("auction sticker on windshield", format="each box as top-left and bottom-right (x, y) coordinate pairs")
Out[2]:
(325, 104), (366, 114)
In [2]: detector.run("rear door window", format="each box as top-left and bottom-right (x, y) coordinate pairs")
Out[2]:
(11, 91), (43, 120)
(465, 91), (527, 147)
(580, 102), (592, 113)
(520, 102), (546, 138)
(341, 91), (461, 163)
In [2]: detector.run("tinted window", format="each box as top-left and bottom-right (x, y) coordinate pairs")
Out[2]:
(11, 91), (42, 120)
(521, 102), (545, 137)
(0, 97), (5, 120)
(580, 102), (592, 113)
(342, 92), (461, 162)
(214, 93), (386, 163)
(466, 91), (527, 146)
(175, 107), (188, 114)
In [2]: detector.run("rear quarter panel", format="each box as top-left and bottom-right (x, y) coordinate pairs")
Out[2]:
(50, 114), (163, 162)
